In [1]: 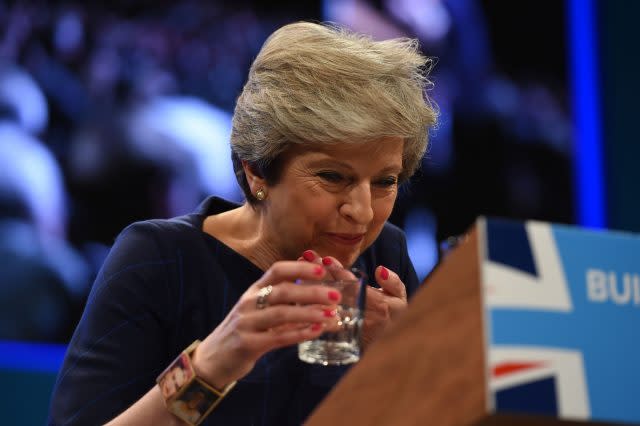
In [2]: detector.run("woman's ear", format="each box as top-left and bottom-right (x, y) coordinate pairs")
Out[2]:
(241, 160), (267, 195)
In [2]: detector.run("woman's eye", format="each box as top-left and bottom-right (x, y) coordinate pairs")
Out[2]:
(317, 171), (344, 183)
(375, 176), (398, 187)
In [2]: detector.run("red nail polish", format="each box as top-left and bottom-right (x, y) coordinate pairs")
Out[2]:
(323, 309), (336, 317)
(311, 323), (323, 332)
(328, 290), (340, 301)
(380, 266), (389, 280)
(322, 257), (332, 266)
(314, 266), (324, 276)
(303, 250), (315, 261)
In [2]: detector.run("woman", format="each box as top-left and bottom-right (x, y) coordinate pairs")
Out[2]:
(49, 21), (437, 425)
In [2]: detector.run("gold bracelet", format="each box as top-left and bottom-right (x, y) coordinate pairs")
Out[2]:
(156, 340), (236, 425)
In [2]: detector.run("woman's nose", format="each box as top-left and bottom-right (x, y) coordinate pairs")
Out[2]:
(340, 183), (374, 224)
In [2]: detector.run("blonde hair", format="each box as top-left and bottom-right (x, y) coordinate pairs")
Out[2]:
(230, 21), (438, 202)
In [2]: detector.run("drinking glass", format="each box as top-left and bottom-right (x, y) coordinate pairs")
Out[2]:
(297, 267), (365, 366)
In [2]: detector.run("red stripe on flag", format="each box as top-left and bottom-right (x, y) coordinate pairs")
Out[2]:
(493, 361), (546, 377)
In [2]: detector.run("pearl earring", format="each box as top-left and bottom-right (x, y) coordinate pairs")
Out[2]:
(255, 188), (267, 201)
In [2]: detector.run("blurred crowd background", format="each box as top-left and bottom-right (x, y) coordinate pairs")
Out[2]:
(0, 0), (574, 343)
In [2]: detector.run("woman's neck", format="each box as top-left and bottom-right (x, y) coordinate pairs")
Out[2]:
(203, 203), (283, 271)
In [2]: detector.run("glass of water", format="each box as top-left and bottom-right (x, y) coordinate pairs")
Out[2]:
(297, 267), (366, 366)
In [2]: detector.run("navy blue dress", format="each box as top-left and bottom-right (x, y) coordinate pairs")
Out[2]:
(48, 197), (419, 425)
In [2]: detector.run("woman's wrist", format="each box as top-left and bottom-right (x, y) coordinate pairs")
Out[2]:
(190, 343), (235, 391)
(156, 341), (237, 426)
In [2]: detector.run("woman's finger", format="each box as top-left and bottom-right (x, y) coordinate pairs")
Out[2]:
(365, 283), (407, 320)
(375, 265), (407, 300)
(365, 285), (390, 318)
(320, 256), (358, 281)
(256, 282), (341, 307)
(300, 249), (322, 263)
(320, 255), (343, 268)
(244, 304), (338, 331)
(247, 323), (327, 352)
(254, 261), (325, 289)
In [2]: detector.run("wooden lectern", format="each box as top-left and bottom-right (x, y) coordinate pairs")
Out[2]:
(305, 224), (623, 426)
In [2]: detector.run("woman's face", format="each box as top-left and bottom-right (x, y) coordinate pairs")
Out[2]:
(261, 136), (404, 268)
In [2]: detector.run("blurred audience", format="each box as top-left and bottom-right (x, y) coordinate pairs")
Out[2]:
(0, 1), (315, 342)
(0, 69), (89, 341)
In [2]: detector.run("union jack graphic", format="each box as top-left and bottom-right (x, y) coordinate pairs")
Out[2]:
(480, 219), (590, 419)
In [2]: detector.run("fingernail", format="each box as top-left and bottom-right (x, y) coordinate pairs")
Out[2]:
(323, 309), (336, 317)
(328, 290), (340, 301)
(322, 257), (332, 266)
(380, 266), (389, 280)
(303, 250), (315, 261)
(314, 266), (324, 276)
(311, 323), (323, 332)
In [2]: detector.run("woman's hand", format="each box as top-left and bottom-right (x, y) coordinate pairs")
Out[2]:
(299, 250), (408, 349)
(191, 261), (340, 390)
(362, 265), (407, 348)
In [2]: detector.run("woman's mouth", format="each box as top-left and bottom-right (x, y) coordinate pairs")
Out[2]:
(326, 233), (365, 246)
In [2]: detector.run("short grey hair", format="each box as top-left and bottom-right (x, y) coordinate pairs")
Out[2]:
(230, 21), (438, 203)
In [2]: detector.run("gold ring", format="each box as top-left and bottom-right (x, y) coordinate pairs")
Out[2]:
(256, 285), (273, 310)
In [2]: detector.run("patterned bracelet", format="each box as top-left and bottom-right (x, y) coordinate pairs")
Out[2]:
(156, 340), (236, 425)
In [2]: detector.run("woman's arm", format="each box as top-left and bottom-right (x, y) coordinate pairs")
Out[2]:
(49, 223), (178, 424)
(104, 260), (340, 425)
(50, 222), (339, 424)
(106, 386), (181, 426)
